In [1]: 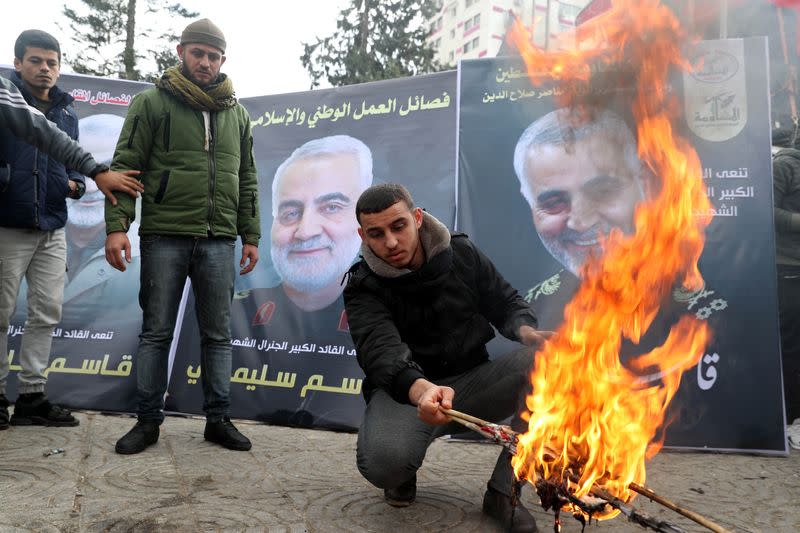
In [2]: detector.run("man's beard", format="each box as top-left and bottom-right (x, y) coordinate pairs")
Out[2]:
(539, 225), (611, 277)
(271, 235), (361, 293)
(66, 194), (105, 229)
(181, 64), (211, 87)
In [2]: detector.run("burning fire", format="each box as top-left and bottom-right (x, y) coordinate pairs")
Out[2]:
(508, 0), (713, 520)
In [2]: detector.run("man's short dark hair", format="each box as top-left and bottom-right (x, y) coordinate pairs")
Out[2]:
(356, 183), (414, 224)
(15, 30), (61, 62)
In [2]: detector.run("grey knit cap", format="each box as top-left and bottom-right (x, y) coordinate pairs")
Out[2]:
(180, 18), (226, 53)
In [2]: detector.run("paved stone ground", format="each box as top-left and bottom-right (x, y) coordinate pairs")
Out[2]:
(0, 411), (798, 533)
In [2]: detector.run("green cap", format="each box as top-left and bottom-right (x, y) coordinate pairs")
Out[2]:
(180, 18), (226, 54)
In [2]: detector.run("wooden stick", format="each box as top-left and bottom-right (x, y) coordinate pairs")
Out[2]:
(445, 413), (485, 433)
(441, 407), (490, 426)
(629, 483), (733, 533)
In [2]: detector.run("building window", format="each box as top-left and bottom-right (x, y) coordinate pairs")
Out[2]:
(466, 0), (477, 8)
(558, 3), (582, 22)
(449, 3), (457, 16)
(450, 29), (455, 39)
(434, 37), (442, 49)
(464, 36), (479, 52)
(449, 51), (454, 62)
(465, 13), (480, 30)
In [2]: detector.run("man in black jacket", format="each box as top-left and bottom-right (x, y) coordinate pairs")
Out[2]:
(344, 184), (551, 532)
(772, 145), (800, 448)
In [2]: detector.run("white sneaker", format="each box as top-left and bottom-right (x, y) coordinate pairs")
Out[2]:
(788, 418), (800, 450)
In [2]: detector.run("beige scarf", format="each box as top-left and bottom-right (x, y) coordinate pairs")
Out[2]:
(156, 65), (237, 111)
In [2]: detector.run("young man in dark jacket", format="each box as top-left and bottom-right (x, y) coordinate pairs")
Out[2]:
(106, 19), (260, 455)
(344, 184), (551, 532)
(0, 30), (115, 429)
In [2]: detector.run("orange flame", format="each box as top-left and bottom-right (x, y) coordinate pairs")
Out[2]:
(508, 0), (713, 520)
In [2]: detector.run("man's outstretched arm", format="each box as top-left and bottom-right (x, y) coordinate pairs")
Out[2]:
(0, 76), (142, 204)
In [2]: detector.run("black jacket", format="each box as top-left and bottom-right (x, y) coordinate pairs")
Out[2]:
(773, 148), (800, 265)
(343, 212), (538, 404)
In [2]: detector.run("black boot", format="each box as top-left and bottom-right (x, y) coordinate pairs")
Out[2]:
(115, 420), (160, 454)
(204, 416), (251, 451)
(384, 474), (417, 507)
(483, 448), (538, 532)
(482, 484), (539, 532)
(0, 394), (9, 430)
(10, 392), (78, 427)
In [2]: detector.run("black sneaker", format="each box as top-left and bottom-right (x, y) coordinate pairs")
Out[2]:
(10, 393), (79, 427)
(482, 484), (539, 532)
(115, 420), (160, 454)
(384, 474), (417, 507)
(0, 394), (9, 430)
(204, 417), (252, 451)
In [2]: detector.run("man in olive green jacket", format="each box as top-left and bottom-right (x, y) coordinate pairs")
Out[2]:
(105, 18), (260, 455)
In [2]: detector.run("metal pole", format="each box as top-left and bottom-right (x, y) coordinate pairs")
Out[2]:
(545, 0), (552, 50)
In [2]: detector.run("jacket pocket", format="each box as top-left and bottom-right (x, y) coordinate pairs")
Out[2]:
(127, 116), (140, 148)
(162, 112), (171, 152)
(55, 174), (71, 199)
(251, 190), (256, 217)
(154, 170), (170, 204)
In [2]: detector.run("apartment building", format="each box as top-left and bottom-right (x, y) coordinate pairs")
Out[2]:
(425, 0), (592, 65)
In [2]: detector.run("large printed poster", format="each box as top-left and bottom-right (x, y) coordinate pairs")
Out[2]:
(165, 72), (458, 430)
(456, 38), (786, 453)
(2, 68), (149, 411)
(3, 40), (788, 451)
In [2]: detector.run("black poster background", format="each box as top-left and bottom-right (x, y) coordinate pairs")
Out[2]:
(2, 68), (150, 411)
(456, 39), (786, 453)
(165, 72), (458, 430)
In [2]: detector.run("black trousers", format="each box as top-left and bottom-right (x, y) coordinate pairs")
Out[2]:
(356, 348), (533, 494)
(778, 264), (800, 422)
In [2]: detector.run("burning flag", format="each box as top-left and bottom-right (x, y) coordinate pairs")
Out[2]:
(507, 0), (714, 521)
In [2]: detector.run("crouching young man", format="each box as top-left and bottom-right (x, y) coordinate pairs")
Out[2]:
(343, 184), (551, 532)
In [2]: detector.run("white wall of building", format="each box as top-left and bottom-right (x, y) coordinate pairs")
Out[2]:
(426, 0), (591, 65)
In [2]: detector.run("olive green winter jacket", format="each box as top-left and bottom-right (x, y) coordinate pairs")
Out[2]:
(106, 87), (260, 245)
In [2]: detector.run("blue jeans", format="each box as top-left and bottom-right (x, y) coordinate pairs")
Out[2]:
(136, 235), (235, 423)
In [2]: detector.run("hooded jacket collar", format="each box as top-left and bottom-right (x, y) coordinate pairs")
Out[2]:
(360, 211), (452, 283)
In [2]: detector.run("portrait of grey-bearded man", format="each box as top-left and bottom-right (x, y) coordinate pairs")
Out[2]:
(227, 134), (373, 427)
(267, 134), (373, 313)
(514, 107), (725, 385)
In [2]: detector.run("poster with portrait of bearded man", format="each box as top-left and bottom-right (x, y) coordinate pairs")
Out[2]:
(166, 71), (457, 430)
(456, 42), (785, 454)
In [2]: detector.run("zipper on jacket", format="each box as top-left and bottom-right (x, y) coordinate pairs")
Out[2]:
(251, 190), (256, 218)
(163, 112), (170, 152)
(127, 116), (140, 148)
(206, 113), (217, 234)
(32, 149), (40, 228)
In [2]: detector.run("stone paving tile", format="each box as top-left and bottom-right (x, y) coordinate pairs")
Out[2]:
(1, 410), (798, 532)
